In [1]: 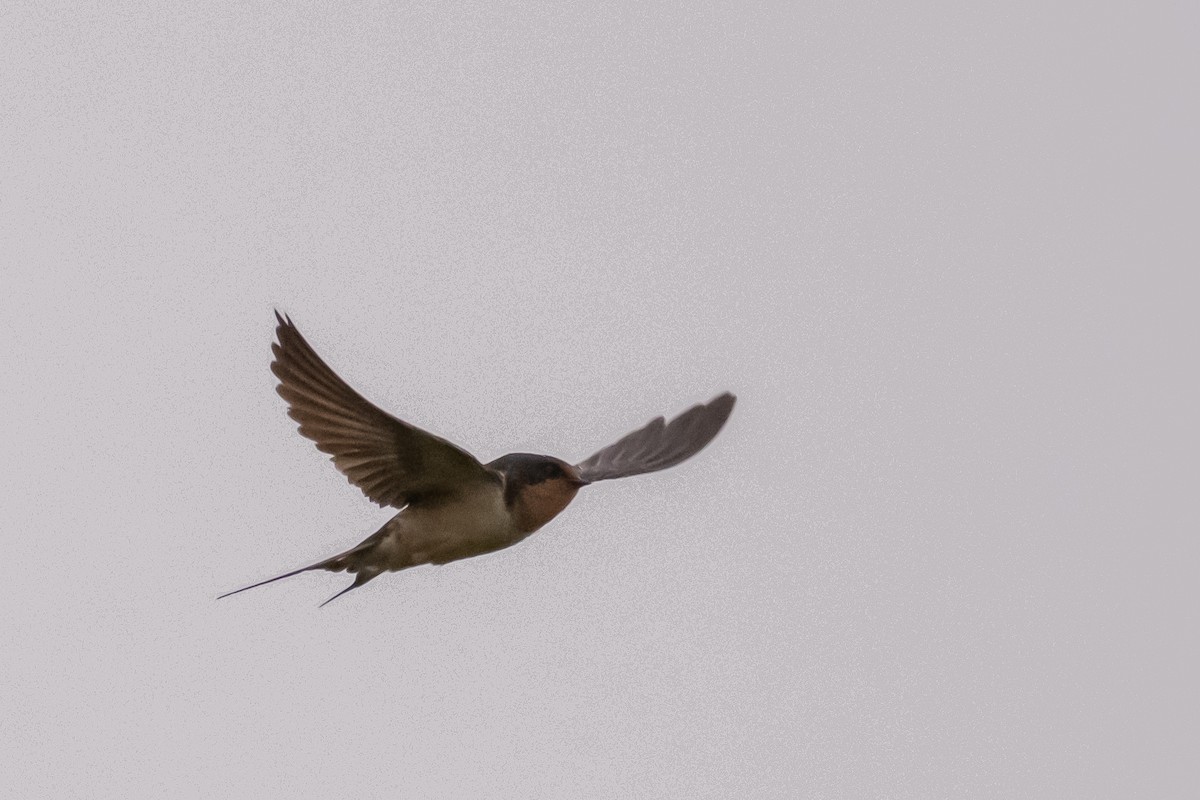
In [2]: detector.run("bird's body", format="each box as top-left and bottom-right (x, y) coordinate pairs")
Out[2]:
(352, 479), (516, 571)
(220, 313), (735, 606)
(351, 457), (582, 572)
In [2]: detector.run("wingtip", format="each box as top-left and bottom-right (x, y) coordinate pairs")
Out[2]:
(712, 391), (737, 415)
(706, 392), (737, 433)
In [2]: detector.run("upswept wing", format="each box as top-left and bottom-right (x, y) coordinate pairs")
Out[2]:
(576, 393), (736, 483)
(270, 312), (495, 508)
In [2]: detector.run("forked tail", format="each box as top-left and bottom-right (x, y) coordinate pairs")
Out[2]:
(216, 538), (382, 606)
(216, 561), (323, 600)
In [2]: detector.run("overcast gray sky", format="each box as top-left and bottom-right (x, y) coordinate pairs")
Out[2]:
(2, 2), (1196, 798)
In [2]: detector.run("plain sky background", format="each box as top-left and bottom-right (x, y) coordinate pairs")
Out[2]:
(2, 2), (1196, 797)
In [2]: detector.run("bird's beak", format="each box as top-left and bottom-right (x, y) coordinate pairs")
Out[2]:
(569, 477), (591, 488)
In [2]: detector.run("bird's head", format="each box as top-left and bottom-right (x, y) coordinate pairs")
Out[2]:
(489, 453), (590, 491)
(488, 453), (590, 532)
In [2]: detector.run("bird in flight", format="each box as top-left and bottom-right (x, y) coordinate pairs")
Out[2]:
(220, 312), (736, 606)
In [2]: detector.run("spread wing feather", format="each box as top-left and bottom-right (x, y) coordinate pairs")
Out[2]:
(576, 393), (736, 483)
(270, 312), (495, 508)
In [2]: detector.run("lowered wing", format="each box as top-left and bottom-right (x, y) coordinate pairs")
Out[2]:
(576, 393), (735, 483)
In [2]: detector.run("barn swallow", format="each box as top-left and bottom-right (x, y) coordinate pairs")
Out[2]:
(219, 312), (736, 606)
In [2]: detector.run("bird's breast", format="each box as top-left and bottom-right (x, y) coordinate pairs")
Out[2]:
(510, 478), (581, 534)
